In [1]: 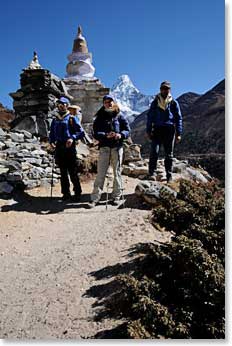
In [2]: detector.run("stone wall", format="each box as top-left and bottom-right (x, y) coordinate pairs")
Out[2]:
(0, 128), (59, 194)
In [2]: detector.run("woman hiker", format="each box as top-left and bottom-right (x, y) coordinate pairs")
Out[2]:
(89, 95), (130, 208)
(49, 97), (85, 201)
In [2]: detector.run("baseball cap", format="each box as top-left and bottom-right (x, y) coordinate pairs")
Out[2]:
(160, 81), (171, 89)
(57, 97), (70, 104)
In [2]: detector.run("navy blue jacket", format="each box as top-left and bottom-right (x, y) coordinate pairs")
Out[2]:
(93, 107), (130, 148)
(49, 112), (85, 144)
(146, 97), (183, 135)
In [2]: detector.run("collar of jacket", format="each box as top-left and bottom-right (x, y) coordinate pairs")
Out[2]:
(97, 106), (120, 119)
(156, 93), (173, 111)
(55, 111), (70, 120)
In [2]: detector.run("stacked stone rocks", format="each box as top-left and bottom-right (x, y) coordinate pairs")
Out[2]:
(0, 128), (59, 195)
(9, 53), (71, 138)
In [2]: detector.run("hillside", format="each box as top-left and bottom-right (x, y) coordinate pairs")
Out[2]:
(131, 80), (225, 157)
(0, 103), (15, 130)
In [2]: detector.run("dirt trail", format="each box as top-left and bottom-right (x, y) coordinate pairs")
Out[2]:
(0, 177), (168, 339)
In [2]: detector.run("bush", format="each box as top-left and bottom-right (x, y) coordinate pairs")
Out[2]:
(112, 180), (225, 339)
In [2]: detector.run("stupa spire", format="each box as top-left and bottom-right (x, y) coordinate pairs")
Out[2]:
(66, 24), (95, 80)
(78, 25), (82, 36)
(27, 51), (42, 70)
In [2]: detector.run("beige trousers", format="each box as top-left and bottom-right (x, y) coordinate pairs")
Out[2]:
(91, 147), (123, 202)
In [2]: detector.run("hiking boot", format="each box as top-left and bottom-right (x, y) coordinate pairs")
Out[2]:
(61, 193), (71, 201)
(166, 174), (173, 183)
(145, 173), (157, 181)
(72, 193), (81, 202)
(111, 198), (121, 206)
(88, 201), (97, 209)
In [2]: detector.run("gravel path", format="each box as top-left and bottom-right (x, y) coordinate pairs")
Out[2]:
(0, 177), (168, 339)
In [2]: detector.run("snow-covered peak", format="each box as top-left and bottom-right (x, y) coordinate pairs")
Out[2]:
(112, 74), (139, 93)
(111, 74), (154, 123)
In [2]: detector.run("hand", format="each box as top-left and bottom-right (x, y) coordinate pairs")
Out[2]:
(66, 138), (73, 148)
(47, 143), (56, 154)
(114, 133), (122, 140)
(176, 135), (181, 143)
(106, 132), (115, 139)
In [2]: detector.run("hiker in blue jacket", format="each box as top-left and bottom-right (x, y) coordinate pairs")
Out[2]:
(49, 97), (85, 201)
(89, 95), (130, 207)
(146, 81), (183, 182)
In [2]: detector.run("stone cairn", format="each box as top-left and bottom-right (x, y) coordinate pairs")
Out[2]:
(9, 52), (72, 138)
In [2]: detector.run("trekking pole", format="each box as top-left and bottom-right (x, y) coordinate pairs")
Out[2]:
(50, 153), (55, 199)
(105, 148), (112, 210)
(118, 147), (125, 208)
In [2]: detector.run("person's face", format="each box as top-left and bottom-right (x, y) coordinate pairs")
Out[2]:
(104, 99), (114, 109)
(160, 87), (170, 98)
(69, 108), (77, 115)
(57, 102), (68, 112)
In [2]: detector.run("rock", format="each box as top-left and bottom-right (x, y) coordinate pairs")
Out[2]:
(10, 132), (25, 142)
(25, 138), (39, 143)
(135, 180), (177, 205)
(123, 144), (142, 163)
(31, 149), (47, 156)
(16, 130), (32, 139)
(0, 182), (14, 194)
(173, 162), (188, 173)
(5, 160), (22, 171)
(0, 128), (7, 140)
(0, 141), (5, 150)
(21, 162), (33, 171)
(122, 164), (148, 177)
(4, 141), (17, 149)
(26, 158), (42, 166)
(76, 142), (90, 158)
(0, 167), (9, 176)
(135, 180), (151, 196)
(0, 152), (7, 159)
(185, 167), (209, 184)
(7, 172), (23, 182)
(27, 167), (46, 179)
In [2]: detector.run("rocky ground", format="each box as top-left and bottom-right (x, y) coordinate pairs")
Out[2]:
(0, 176), (170, 339)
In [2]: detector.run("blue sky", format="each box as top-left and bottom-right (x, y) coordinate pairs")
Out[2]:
(0, 0), (224, 108)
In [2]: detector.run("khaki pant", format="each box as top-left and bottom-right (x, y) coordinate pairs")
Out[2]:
(91, 147), (123, 202)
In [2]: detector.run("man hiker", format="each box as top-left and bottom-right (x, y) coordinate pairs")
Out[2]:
(49, 97), (85, 201)
(146, 81), (183, 182)
(89, 95), (130, 208)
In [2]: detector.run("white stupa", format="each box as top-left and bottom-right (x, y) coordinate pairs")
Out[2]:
(65, 26), (95, 80)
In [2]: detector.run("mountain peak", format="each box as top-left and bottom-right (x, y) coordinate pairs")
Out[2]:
(112, 74), (138, 91)
(118, 74), (132, 83)
(111, 74), (154, 122)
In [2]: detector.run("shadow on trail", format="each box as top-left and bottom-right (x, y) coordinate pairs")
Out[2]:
(0, 191), (92, 215)
(84, 242), (155, 339)
(0, 190), (150, 215)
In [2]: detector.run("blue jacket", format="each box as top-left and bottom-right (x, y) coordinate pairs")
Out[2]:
(49, 112), (85, 144)
(93, 107), (130, 148)
(146, 97), (183, 135)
